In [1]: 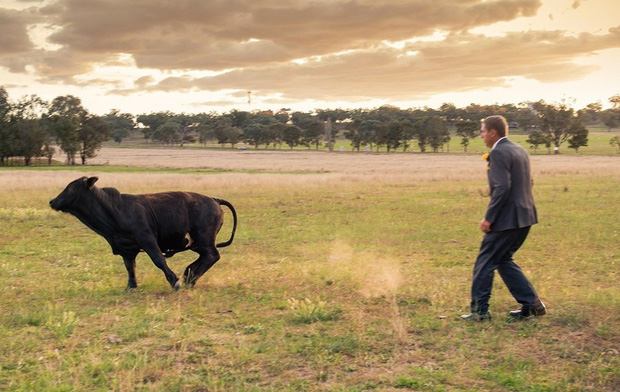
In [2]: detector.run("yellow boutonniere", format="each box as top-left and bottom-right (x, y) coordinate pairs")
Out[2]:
(482, 152), (490, 162)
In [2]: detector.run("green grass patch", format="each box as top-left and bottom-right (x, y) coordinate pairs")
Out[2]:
(0, 161), (618, 390)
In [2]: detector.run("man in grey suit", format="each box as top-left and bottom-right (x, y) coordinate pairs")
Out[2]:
(461, 115), (546, 321)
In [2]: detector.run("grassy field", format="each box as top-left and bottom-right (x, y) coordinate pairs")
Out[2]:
(0, 150), (618, 391)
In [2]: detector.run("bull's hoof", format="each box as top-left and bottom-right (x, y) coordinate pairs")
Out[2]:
(183, 269), (197, 288)
(173, 280), (182, 291)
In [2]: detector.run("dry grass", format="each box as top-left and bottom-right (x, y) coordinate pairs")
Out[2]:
(92, 147), (620, 176)
(5, 148), (619, 192)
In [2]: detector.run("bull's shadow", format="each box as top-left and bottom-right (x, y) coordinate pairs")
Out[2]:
(50, 176), (237, 290)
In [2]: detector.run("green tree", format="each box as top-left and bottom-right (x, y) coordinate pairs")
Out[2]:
(79, 115), (110, 164)
(301, 120), (325, 150)
(137, 112), (172, 140)
(526, 129), (551, 153)
(515, 103), (538, 131)
(413, 117), (430, 152)
(274, 109), (290, 124)
(228, 109), (250, 128)
(0, 87), (12, 165)
(359, 119), (381, 151)
(455, 120), (478, 152)
(103, 109), (134, 144)
(266, 122), (286, 148)
(194, 112), (220, 145)
(12, 95), (48, 166)
(400, 120), (415, 152)
(601, 110), (618, 131)
(174, 113), (197, 147)
(425, 116), (450, 152)
(50, 117), (79, 164)
(317, 109), (348, 151)
(370, 121), (389, 151)
(152, 121), (181, 145)
(384, 121), (402, 152)
(462, 103), (489, 122)
(367, 105), (404, 123)
(0, 86), (9, 118)
(439, 102), (460, 130)
(214, 126), (242, 148)
(577, 102), (602, 125)
(46, 95), (86, 165)
(42, 143), (55, 165)
(567, 123), (588, 153)
(243, 122), (266, 149)
(610, 136), (620, 152)
(249, 111), (280, 127)
(344, 118), (363, 151)
(533, 100), (585, 154)
(292, 112), (324, 150)
(282, 125), (302, 149)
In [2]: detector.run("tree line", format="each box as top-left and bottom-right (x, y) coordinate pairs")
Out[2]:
(1, 85), (618, 166)
(0, 88), (130, 166)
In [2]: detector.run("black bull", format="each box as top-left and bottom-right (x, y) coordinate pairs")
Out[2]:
(49, 176), (237, 290)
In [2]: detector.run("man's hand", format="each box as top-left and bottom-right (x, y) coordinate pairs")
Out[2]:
(480, 219), (492, 233)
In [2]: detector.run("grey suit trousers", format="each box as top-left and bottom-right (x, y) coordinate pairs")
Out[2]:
(470, 226), (538, 314)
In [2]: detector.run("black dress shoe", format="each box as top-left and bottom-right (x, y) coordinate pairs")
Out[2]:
(509, 299), (546, 319)
(508, 308), (534, 319)
(533, 298), (547, 316)
(460, 312), (491, 321)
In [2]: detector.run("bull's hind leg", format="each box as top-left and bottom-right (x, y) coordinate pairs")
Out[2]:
(183, 246), (220, 288)
(122, 255), (138, 289)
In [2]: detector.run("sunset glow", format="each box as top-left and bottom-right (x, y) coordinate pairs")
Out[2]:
(1, 0), (618, 114)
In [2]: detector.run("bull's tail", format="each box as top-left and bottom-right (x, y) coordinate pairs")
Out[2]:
(215, 198), (237, 248)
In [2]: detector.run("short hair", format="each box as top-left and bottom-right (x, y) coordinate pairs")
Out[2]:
(483, 115), (509, 137)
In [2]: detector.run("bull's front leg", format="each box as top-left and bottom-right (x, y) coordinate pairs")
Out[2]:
(147, 249), (181, 290)
(138, 236), (181, 290)
(122, 255), (138, 289)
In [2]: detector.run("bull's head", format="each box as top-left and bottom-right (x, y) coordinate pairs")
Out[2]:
(50, 176), (98, 211)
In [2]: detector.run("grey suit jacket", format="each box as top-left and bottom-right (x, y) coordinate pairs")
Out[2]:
(485, 138), (538, 231)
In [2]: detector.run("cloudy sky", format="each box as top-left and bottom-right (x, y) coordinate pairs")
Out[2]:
(1, 0), (619, 115)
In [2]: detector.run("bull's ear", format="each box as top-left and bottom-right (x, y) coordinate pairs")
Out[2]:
(86, 176), (99, 189)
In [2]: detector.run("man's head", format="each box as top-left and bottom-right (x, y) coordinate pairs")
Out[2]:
(481, 115), (509, 148)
